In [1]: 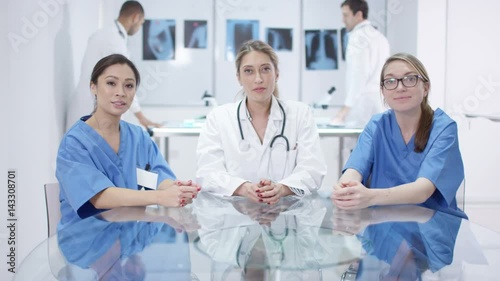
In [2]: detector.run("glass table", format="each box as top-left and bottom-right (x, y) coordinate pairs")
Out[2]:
(14, 193), (500, 280)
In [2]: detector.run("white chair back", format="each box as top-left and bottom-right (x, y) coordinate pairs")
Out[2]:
(44, 183), (61, 237)
(456, 179), (466, 211)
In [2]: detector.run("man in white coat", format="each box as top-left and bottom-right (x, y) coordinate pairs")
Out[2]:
(65, 1), (159, 131)
(331, 0), (390, 128)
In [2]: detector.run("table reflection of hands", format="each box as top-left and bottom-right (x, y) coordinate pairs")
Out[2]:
(231, 196), (299, 226)
(332, 208), (372, 236)
(99, 206), (200, 233)
(145, 206), (200, 233)
(331, 205), (435, 236)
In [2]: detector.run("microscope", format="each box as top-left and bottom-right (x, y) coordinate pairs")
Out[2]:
(312, 86), (336, 110)
(201, 91), (218, 107)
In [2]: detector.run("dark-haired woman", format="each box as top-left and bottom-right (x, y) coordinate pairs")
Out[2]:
(57, 54), (199, 229)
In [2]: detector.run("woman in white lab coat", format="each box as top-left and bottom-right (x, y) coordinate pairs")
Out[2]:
(196, 40), (326, 204)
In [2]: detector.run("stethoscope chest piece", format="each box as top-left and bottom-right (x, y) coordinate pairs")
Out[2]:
(239, 140), (251, 152)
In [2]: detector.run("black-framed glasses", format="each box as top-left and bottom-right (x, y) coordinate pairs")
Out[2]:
(381, 74), (423, 90)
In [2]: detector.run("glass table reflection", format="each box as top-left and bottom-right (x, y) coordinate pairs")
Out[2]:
(14, 193), (500, 281)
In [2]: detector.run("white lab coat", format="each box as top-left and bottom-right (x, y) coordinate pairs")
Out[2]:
(196, 97), (327, 196)
(65, 21), (141, 131)
(344, 20), (390, 128)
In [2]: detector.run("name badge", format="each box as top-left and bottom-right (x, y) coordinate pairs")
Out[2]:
(136, 168), (158, 190)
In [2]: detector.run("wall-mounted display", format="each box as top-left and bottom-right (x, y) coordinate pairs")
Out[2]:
(226, 19), (259, 61)
(266, 28), (293, 51)
(304, 29), (338, 70)
(143, 19), (176, 60)
(185, 20), (208, 49)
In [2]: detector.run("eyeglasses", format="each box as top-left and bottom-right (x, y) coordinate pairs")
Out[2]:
(381, 74), (424, 90)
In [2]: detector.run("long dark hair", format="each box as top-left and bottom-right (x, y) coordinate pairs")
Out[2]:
(380, 53), (434, 153)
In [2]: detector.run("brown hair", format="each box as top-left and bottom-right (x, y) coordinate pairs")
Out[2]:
(380, 53), (434, 153)
(341, 0), (369, 19)
(235, 40), (280, 97)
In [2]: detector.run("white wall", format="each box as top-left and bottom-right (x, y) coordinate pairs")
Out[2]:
(4, 0), (63, 279)
(445, 0), (500, 203)
(1, 1), (11, 279)
(416, 0), (447, 109)
(386, 0), (417, 55)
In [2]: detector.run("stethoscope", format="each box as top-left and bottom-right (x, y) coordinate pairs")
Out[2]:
(235, 222), (290, 270)
(237, 98), (289, 152)
(115, 20), (126, 39)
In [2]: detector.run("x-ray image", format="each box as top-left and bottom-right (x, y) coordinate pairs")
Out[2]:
(184, 20), (207, 49)
(226, 19), (259, 61)
(266, 28), (293, 51)
(305, 29), (338, 70)
(341, 27), (348, 61)
(143, 19), (176, 60)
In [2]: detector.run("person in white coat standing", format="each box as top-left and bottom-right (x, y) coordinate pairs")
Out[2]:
(196, 40), (327, 204)
(65, 1), (159, 131)
(331, 0), (390, 128)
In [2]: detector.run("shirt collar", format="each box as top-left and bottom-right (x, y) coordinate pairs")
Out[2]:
(351, 20), (371, 33)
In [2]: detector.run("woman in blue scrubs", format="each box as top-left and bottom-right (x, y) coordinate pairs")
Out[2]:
(56, 54), (199, 228)
(332, 53), (466, 218)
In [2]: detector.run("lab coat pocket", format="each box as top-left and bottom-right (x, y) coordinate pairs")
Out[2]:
(284, 149), (298, 176)
(269, 146), (287, 181)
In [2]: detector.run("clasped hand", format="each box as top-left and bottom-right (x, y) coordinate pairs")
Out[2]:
(157, 179), (200, 207)
(331, 180), (374, 210)
(235, 179), (293, 205)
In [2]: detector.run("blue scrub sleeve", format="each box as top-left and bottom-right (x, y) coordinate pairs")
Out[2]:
(56, 139), (116, 218)
(417, 122), (464, 206)
(343, 120), (376, 182)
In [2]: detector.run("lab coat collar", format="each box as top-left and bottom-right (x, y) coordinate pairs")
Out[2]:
(238, 98), (248, 121)
(351, 20), (371, 33)
(238, 96), (284, 121)
(263, 96), (283, 148)
(270, 96), (284, 121)
(115, 20), (128, 41)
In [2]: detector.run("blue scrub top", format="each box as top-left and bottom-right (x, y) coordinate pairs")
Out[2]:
(56, 117), (176, 228)
(344, 109), (466, 218)
(57, 219), (191, 279)
(356, 211), (461, 280)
